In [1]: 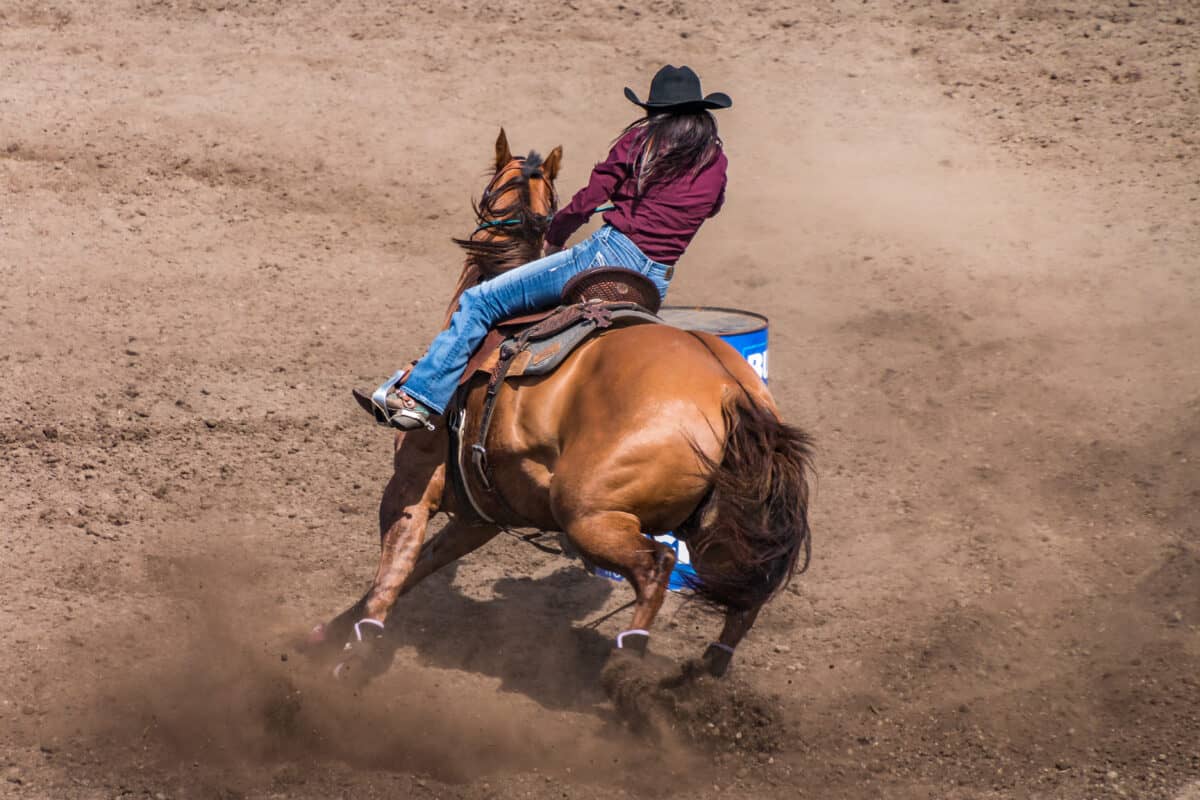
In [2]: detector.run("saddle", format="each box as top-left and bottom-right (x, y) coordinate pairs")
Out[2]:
(460, 300), (660, 385)
(460, 266), (664, 384)
(449, 267), (663, 523)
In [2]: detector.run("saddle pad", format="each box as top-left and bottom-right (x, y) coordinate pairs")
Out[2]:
(507, 306), (661, 379)
(461, 308), (556, 384)
(461, 303), (659, 385)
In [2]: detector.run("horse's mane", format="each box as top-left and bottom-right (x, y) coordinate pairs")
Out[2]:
(451, 151), (557, 281)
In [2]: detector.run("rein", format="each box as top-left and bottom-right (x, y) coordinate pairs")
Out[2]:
(472, 212), (554, 236)
(468, 154), (558, 240)
(472, 201), (610, 237)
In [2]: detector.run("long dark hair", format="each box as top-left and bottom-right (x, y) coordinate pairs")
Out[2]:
(620, 109), (722, 194)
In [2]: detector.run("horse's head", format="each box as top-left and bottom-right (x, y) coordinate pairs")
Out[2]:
(453, 128), (562, 280)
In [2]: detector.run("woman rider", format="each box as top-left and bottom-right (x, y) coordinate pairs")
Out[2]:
(362, 65), (731, 430)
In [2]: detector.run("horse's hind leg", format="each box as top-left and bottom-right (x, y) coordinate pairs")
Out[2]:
(656, 603), (764, 690)
(564, 511), (675, 655)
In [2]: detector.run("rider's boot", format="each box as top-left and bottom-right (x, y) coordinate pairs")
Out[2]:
(352, 388), (435, 431)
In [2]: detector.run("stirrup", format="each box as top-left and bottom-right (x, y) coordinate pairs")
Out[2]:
(353, 369), (436, 431)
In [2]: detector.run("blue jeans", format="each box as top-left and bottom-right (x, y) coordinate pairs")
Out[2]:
(401, 226), (673, 414)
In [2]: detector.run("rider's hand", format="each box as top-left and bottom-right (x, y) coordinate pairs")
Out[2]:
(543, 242), (563, 257)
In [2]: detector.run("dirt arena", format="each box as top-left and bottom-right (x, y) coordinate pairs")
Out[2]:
(2, 1), (1198, 798)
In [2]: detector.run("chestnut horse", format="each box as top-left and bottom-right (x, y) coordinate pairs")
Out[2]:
(310, 130), (815, 684)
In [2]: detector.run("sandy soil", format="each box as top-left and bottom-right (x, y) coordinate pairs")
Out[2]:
(1, 1), (1198, 798)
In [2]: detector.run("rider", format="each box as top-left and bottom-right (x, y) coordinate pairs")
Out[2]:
(364, 65), (731, 430)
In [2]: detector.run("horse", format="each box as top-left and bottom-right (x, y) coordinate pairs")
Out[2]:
(308, 129), (815, 686)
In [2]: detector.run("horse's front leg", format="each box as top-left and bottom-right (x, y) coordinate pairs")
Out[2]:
(315, 511), (501, 673)
(365, 467), (444, 619)
(307, 430), (445, 674)
(329, 468), (443, 683)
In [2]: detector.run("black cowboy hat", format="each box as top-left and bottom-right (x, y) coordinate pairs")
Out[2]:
(624, 65), (732, 112)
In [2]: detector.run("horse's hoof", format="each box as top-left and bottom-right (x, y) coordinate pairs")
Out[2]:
(329, 627), (389, 687)
(332, 650), (380, 689)
(701, 644), (734, 678)
(332, 653), (366, 687)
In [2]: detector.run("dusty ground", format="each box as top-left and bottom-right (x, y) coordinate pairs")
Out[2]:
(2, 0), (1198, 798)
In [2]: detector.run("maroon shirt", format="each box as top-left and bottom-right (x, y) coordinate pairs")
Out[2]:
(545, 128), (727, 266)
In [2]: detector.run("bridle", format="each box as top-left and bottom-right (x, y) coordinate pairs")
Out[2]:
(470, 155), (557, 238)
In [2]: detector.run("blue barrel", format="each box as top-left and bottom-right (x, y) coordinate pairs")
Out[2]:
(659, 306), (769, 384)
(595, 306), (769, 592)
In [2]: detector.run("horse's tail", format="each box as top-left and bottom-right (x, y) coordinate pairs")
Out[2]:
(682, 394), (815, 612)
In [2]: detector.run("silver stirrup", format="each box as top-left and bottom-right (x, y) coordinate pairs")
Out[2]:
(369, 369), (434, 431)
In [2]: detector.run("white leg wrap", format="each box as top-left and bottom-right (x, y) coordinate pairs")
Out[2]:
(354, 618), (385, 641)
(616, 629), (650, 649)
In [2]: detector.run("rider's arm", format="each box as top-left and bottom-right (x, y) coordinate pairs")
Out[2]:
(544, 134), (634, 249)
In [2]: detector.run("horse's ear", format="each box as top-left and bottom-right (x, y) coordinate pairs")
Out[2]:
(495, 128), (512, 170)
(542, 145), (563, 181)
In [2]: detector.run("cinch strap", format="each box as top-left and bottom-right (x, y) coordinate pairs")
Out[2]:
(616, 629), (650, 649)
